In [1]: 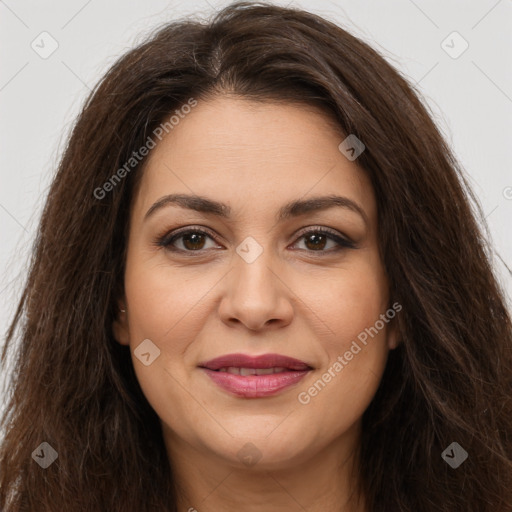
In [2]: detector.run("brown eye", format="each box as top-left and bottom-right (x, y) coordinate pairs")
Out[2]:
(303, 232), (329, 251)
(157, 229), (220, 252)
(292, 228), (356, 253)
(156, 226), (356, 255)
(181, 232), (207, 250)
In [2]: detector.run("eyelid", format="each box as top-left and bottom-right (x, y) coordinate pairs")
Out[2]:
(293, 225), (354, 245)
(155, 224), (356, 253)
(155, 225), (223, 251)
(291, 227), (357, 253)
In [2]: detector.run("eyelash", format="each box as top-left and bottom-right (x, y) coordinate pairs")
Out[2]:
(154, 225), (357, 255)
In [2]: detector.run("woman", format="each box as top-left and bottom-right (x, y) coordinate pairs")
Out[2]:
(1, 2), (511, 511)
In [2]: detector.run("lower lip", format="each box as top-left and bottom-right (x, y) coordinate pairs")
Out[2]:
(200, 368), (310, 398)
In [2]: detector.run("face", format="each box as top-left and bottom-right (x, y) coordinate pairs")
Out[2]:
(113, 95), (398, 471)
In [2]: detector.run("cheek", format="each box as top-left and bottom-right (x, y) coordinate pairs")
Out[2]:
(297, 344), (388, 443)
(122, 251), (210, 435)
(307, 254), (389, 355)
(123, 248), (218, 346)
(122, 251), (212, 402)
(293, 256), (390, 428)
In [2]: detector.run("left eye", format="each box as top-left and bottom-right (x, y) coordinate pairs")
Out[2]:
(157, 227), (355, 253)
(294, 230), (353, 252)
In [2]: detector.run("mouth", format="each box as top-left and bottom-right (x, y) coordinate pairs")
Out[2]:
(214, 366), (298, 375)
(198, 353), (313, 398)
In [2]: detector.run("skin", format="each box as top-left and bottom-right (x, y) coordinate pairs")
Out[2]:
(113, 95), (399, 512)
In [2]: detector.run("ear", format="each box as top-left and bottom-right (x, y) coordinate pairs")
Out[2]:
(385, 307), (401, 350)
(112, 299), (130, 346)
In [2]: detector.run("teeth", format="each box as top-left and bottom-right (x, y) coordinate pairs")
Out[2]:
(254, 368), (275, 375)
(266, 367), (287, 374)
(240, 368), (257, 376)
(218, 367), (289, 375)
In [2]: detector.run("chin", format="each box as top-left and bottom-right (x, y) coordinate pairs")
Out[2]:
(202, 426), (318, 471)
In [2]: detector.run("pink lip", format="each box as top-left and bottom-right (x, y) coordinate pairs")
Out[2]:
(201, 369), (310, 398)
(198, 353), (313, 398)
(199, 353), (312, 371)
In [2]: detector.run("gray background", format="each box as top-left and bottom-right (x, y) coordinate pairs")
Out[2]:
(1, 0), (511, 374)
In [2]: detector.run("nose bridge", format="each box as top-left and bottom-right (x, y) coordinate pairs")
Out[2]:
(232, 234), (280, 300)
(219, 235), (293, 329)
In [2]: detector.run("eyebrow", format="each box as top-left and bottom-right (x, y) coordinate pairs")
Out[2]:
(144, 193), (368, 226)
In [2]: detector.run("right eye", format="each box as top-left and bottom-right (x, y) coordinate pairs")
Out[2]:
(156, 227), (223, 253)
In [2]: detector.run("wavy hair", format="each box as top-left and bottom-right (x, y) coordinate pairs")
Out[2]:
(1, 2), (511, 510)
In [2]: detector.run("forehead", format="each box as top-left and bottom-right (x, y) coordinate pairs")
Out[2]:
(134, 96), (376, 226)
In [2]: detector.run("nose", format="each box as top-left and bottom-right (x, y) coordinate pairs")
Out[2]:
(218, 246), (294, 331)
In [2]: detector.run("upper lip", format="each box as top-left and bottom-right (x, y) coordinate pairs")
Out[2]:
(198, 353), (313, 371)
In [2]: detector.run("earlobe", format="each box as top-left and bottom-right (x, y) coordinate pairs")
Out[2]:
(112, 302), (130, 346)
(386, 318), (400, 350)
(387, 334), (400, 350)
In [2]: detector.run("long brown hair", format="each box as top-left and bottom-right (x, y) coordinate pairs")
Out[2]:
(1, 2), (511, 510)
